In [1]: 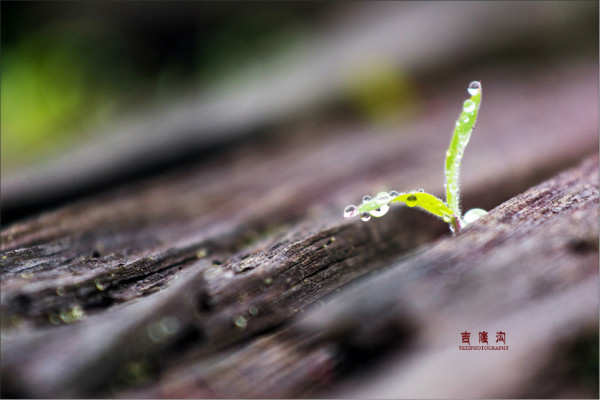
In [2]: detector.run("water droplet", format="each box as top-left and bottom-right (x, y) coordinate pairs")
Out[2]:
(70, 305), (85, 321)
(369, 204), (389, 217)
(344, 205), (359, 218)
(160, 316), (180, 336)
(362, 195), (372, 203)
(442, 215), (451, 223)
(406, 194), (417, 203)
(467, 81), (481, 96)
(234, 315), (248, 329)
(360, 212), (371, 221)
(418, 188), (424, 193)
(196, 248), (208, 259)
(448, 182), (458, 193)
(463, 99), (476, 113)
(49, 313), (61, 325)
(376, 191), (390, 202)
(59, 310), (71, 323)
(462, 116), (470, 123)
(463, 208), (488, 225)
(389, 190), (400, 198)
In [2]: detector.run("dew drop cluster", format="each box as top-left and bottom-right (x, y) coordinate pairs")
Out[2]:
(344, 189), (405, 221)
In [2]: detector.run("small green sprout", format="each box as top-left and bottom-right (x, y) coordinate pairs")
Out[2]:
(343, 81), (488, 234)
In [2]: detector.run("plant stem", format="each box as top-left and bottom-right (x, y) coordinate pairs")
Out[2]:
(451, 215), (462, 234)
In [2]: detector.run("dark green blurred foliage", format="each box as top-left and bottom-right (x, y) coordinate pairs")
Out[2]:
(1, 2), (327, 171)
(2, 21), (145, 170)
(2, 2), (597, 173)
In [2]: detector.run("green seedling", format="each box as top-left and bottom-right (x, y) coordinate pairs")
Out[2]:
(343, 81), (488, 234)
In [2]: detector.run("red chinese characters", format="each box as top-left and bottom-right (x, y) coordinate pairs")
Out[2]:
(479, 331), (489, 344)
(461, 331), (471, 345)
(496, 331), (506, 344)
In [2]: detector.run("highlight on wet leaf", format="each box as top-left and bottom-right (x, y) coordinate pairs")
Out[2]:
(343, 81), (488, 234)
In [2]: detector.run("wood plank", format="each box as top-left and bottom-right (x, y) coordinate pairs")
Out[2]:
(128, 156), (598, 399)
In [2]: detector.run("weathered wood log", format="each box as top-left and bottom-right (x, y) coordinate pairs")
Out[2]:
(123, 156), (599, 399)
(1, 59), (597, 398)
(299, 155), (599, 398)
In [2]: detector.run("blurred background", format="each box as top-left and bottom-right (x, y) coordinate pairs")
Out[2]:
(2, 1), (597, 224)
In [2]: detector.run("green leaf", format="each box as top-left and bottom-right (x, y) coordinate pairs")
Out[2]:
(445, 81), (482, 219)
(356, 191), (453, 221)
(391, 192), (454, 220)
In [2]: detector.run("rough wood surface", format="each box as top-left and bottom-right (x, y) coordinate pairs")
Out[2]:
(1, 59), (598, 398)
(113, 156), (597, 399)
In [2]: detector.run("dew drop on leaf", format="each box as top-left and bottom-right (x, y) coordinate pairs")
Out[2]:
(344, 205), (359, 218)
(369, 204), (390, 217)
(360, 212), (371, 221)
(462, 99), (476, 113)
(362, 195), (372, 203)
(448, 182), (458, 194)
(467, 81), (481, 96)
(389, 190), (400, 198)
(376, 191), (390, 202)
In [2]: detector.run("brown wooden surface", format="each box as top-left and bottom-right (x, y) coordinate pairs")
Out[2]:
(122, 156), (598, 399)
(1, 59), (598, 398)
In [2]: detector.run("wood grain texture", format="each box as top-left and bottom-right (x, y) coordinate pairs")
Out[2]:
(120, 156), (599, 399)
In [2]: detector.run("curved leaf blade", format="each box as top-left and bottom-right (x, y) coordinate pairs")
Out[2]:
(445, 82), (482, 219)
